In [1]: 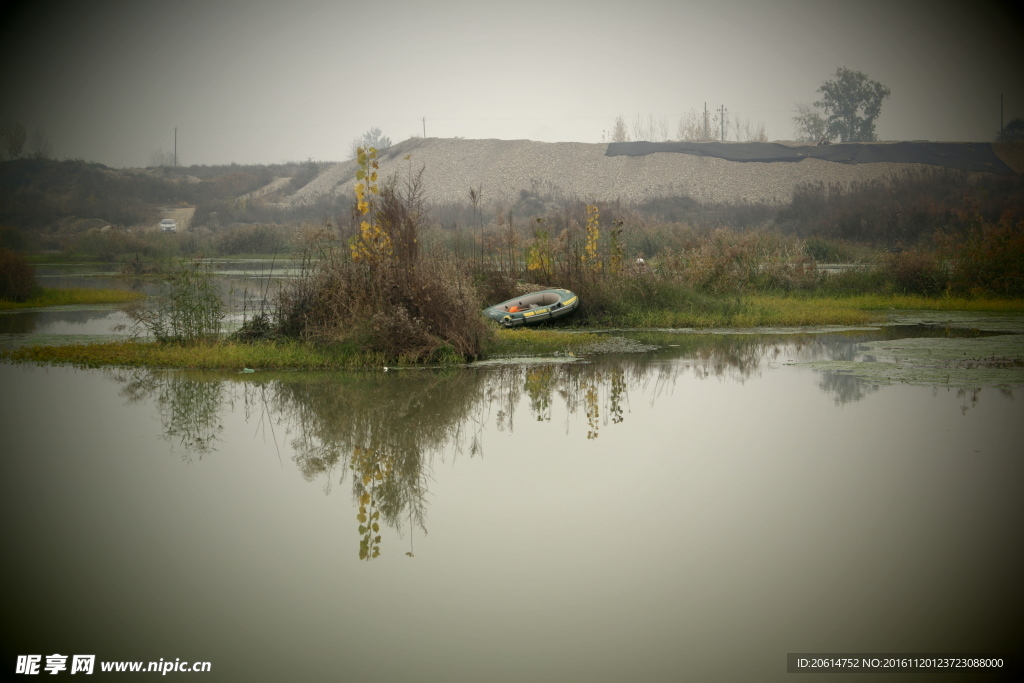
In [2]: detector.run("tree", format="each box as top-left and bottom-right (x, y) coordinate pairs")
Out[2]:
(631, 113), (669, 142)
(27, 126), (52, 159)
(0, 120), (27, 159)
(349, 127), (391, 159)
(997, 118), (1024, 142)
(677, 108), (711, 142)
(149, 148), (175, 167)
(610, 115), (629, 143)
(792, 103), (827, 142)
(814, 67), (890, 142)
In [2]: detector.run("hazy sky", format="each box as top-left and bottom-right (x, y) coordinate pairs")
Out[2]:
(1, 0), (1022, 167)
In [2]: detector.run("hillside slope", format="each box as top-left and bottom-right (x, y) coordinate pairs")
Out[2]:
(281, 138), (942, 208)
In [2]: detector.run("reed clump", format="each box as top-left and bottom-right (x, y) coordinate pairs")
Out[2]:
(276, 251), (489, 362)
(270, 149), (491, 362)
(126, 259), (225, 343)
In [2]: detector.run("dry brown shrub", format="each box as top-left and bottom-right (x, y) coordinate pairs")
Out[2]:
(661, 229), (819, 293)
(882, 248), (946, 295)
(0, 248), (36, 302)
(936, 212), (1024, 296)
(277, 252), (489, 362)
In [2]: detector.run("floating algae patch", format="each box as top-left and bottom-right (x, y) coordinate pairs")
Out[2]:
(800, 333), (1024, 387)
(882, 310), (1024, 334)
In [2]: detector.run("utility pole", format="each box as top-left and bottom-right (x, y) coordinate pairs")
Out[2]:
(719, 105), (726, 141)
(422, 117), (426, 138)
(704, 102), (707, 140)
(174, 127), (177, 167)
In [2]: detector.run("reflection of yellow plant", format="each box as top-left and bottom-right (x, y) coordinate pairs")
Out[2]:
(352, 444), (394, 560)
(583, 204), (601, 271)
(608, 368), (625, 423)
(350, 147), (392, 263)
(524, 365), (556, 420)
(584, 380), (599, 439)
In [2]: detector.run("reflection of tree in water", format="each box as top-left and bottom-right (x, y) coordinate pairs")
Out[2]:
(0, 311), (39, 334)
(817, 370), (880, 407)
(117, 332), (933, 556)
(106, 359), (678, 559)
(688, 338), (766, 383)
(111, 368), (225, 460)
(953, 386), (1013, 415)
(266, 369), (492, 552)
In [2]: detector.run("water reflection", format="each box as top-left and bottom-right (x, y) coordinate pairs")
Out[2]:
(115, 369), (227, 458)
(817, 369), (880, 406)
(101, 326), (1017, 559)
(0, 308), (134, 344)
(627, 326), (1013, 407)
(106, 359), (681, 558)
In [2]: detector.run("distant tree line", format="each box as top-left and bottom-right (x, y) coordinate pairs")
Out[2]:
(997, 118), (1024, 142)
(0, 120), (52, 160)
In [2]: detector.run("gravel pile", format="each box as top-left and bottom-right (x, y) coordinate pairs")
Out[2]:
(281, 137), (929, 208)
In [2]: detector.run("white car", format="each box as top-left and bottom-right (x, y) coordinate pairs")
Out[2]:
(160, 219), (177, 233)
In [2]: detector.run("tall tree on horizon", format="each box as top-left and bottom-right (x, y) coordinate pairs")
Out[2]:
(815, 67), (891, 142)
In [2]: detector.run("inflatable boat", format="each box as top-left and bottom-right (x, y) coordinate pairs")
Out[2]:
(483, 288), (579, 327)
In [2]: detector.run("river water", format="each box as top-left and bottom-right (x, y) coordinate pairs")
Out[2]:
(1, 324), (1021, 681)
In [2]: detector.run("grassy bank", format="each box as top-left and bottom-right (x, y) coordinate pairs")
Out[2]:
(575, 293), (1024, 329)
(0, 329), (604, 370)
(0, 287), (144, 310)
(5, 294), (1022, 371)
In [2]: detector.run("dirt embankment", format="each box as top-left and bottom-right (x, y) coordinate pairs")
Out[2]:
(277, 138), (1015, 210)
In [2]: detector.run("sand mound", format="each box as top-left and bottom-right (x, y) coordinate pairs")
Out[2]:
(280, 137), (940, 208)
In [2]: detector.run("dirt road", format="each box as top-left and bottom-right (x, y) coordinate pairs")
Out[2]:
(154, 206), (195, 232)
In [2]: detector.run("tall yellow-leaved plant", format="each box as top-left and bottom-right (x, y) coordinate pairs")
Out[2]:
(350, 147), (393, 263)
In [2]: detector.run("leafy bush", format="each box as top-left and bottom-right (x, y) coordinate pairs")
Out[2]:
(0, 248), (36, 302)
(127, 260), (226, 343)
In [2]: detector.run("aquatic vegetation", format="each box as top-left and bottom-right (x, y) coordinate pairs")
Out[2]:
(801, 334), (1024, 387)
(0, 287), (143, 310)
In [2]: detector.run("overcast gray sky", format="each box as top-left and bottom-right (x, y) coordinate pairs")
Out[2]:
(1, 0), (1022, 167)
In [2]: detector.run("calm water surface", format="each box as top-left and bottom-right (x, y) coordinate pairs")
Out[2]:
(1, 330), (1021, 682)
(1, 260), (299, 347)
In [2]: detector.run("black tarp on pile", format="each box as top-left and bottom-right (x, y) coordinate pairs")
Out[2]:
(605, 141), (1015, 174)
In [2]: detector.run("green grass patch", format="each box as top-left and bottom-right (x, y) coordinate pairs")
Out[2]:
(581, 294), (1024, 329)
(1, 328), (611, 370)
(487, 327), (602, 356)
(0, 339), (405, 370)
(830, 294), (1024, 312)
(0, 287), (145, 310)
